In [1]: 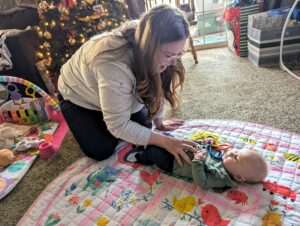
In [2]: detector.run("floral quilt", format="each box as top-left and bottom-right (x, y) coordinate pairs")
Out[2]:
(18, 119), (300, 225)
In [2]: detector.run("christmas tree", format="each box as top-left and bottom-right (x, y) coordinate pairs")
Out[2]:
(35, 0), (129, 92)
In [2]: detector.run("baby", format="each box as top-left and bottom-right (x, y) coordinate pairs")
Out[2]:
(132, 138), (268, 192)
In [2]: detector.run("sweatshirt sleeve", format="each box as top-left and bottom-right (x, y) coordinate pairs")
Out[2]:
(191, 159), (232, 192)
(93, 61), (152, 145)
(191, 159), (209, 189)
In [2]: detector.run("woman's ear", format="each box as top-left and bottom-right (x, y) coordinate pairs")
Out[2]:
(233, 174), (246, 183)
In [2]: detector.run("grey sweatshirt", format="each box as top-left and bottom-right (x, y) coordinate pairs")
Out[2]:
(58, 29), (164, 145)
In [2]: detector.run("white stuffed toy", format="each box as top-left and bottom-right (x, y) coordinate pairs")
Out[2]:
(15, 137), (45, 152)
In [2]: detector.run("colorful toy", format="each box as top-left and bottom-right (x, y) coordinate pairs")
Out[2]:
(207, 142), (233, 158)
(0, 98), (50, 125)
(195, 143), (230, 160)
(0, 76), (68, 200)
(0, 149), (15, 168)
(0, 76), (59, 125)
(193, 136), (233, 160)
(213, 143), (232, 151)
(191, 133), (220, 145)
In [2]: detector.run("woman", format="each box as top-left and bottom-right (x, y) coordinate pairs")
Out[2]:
(58, 4), (197, 166)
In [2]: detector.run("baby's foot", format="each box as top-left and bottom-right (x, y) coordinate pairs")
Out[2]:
(135, 149), (153, 165)
(123, 146), (152, 165)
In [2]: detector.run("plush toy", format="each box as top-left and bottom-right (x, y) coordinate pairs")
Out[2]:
(0, 123), (33, 149)
(0, 127), (23, 149)
(15, 137), (45, 152)
(0, 149), (15, 168)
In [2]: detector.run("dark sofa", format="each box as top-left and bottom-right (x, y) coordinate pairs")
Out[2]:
(0, 7), (49, 92)
(0, 7), (39, 30)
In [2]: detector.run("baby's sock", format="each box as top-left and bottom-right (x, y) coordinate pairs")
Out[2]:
(134, 147), (154, 165)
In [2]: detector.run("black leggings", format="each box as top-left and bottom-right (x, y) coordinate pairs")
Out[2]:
(59, 96), (152, 160)
(135, 145), (174, 172)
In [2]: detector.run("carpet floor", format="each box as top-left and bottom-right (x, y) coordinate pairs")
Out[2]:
(1, 47), (299, 225)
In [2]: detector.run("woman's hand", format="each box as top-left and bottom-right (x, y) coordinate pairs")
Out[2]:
(149, 125), (198, 167)
(164, 136), (198, 167)
(154, 118), (185, 131)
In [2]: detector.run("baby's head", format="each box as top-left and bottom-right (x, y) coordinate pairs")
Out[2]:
(222, 148), (268, 183)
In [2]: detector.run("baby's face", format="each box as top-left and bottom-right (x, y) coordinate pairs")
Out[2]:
(222, 149), (254, 181)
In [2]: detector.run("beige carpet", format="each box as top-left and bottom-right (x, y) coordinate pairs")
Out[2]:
(1, 47), (300, 225)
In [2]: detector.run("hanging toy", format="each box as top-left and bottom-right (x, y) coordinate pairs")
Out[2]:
(5, 83), (24, 105)
(30, 98), (49, 122)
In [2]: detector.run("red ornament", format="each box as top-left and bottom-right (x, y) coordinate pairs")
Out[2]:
(60, 0), (77, 8)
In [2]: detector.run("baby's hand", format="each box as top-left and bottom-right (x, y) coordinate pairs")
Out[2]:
(194, 151), (206, 160)
(204, 137), (216, 145)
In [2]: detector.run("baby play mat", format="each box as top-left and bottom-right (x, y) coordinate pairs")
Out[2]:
(0, 76), (68, 200)
(19, 119), (300, 225)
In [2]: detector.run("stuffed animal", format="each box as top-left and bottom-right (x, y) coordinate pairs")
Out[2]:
(0, 123), (34, 149)
(0, 149), (15, 168)
(0, 127), (23, 149)
(15, 137), (45, 152)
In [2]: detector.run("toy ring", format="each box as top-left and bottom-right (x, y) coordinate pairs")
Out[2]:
(25, 86), (36, 98)
(208, 143), (232, 160)
(208, 146), (223, 159)
(214, 143), (232, 151)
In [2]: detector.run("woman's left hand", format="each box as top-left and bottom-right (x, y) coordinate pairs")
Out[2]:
(154, 118), (185, 131)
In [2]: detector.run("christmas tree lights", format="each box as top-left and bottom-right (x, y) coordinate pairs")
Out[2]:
(35, 0), (129, 90)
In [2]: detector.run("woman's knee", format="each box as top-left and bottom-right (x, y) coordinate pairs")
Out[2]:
(81, 141), (118, 161)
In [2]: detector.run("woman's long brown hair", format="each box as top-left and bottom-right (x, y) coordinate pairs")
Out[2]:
(131, 4), (189, 119)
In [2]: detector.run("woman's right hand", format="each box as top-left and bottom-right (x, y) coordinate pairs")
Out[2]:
(165, 136), (198, 167)
(148, 131), (198, 167)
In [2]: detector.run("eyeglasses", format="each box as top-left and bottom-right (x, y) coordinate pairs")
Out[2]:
(160, 50), (185, 61)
